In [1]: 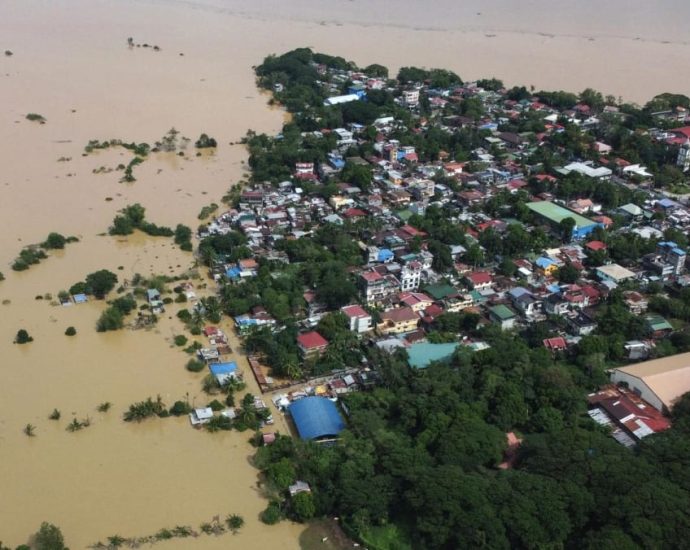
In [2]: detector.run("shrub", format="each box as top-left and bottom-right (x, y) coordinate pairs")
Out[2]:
(49, 408), (61, 420)
(195, 133), (217, 148)
(42, 232), (67, 249)
(208, 399), (224, 412)
(26, 113), (46, 123)
(0, 271), (5, 281)
(226, 514), (244, 533)
(170, 400), (192, 416)
(174, 334), (188, 346)
(260, 501), (282, 525)
(34, 522), (66, 550)
(85, 269), (118, 298)
(123, 395), (167, 422)
(97, 402), (112, 412)
(96, 306), (124, 332)
(65, 326), (77, 336)
(15, 329), (33, 344)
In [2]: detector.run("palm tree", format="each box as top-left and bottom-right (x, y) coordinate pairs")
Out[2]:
(24, 424), (36, 437)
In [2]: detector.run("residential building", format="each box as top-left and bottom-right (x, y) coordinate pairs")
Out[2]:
(341, 304), (373, 333)
(489, 304), (517, 329)
(400, 261), (423, 291)
(377, 307), (419, 335)
(297, 331), (329, 358)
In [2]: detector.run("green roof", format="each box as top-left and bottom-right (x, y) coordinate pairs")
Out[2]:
(526, 201), (594, 228)
(645, 315), (673, 331)
(423, 283), (457, 300)
(490, 304), (516, 321)
(407, 342), (460, 369)
(395, 209), (413, 222)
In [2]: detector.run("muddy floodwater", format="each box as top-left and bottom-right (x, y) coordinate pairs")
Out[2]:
(1, 0), (690, 547)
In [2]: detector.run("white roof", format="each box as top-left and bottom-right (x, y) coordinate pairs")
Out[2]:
(194, 407), (214, 420)
(597, 263), (635, 281)
(324, 94), (360, 106)
(562, 162), (612, 178)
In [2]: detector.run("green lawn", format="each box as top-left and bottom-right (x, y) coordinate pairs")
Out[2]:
(359, 524), (413, 550)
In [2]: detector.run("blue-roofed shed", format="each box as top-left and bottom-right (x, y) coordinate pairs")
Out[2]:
(407, 342), (460, 369)
(289, 397), (345, 441)
(535, 257), (555, 269)
(226, 267), (242, 279)
(209, 361), (238, 385)
(72, 293), (88, 304)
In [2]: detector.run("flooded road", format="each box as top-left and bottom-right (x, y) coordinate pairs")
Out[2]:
(1, 0), (689, 547)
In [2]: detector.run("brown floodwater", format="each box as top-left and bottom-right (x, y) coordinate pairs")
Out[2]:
(1, 0), (689, 547)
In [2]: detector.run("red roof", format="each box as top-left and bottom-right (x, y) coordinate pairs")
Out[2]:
(341, 304), (369, 319)
(361, 271), (383, 283)
(297, 331), (328, 350)
(543, 337), (567, 350)
(671, 126), (690, 139)
(381, 307), (418, 323)
(343, 208), (367, 218)
(585, 240), (607, 251)
(401, 224), (427, 238)
(467, 271), (492, 285)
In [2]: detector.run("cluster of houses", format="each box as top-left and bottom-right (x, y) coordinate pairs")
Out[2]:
(199, 61), (690, 443)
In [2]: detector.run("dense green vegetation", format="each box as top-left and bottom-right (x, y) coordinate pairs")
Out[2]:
(194, 133), (217, 148)
(11, 232), (78, 271)
(123, 395), (168, 422)
(96, 294), (136, 332)
(109, 203), (174, 237)
(14, 329), (33, 344)
(252, 335), (690, 548)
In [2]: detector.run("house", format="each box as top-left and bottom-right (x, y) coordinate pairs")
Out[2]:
(595, 263), (636, 285)
(297, 331), (329, 357)
(508, 287), (541, 318)
(146, 288), (164, 313)
(445, 293), (474, 312)
(360, 270), (399, 306)
(377, 307), (419, 335)
(623, 291), (648, 314)
(544, 293), (570, 316)
(189, 407), (214, 426)
(209, 362), (238, 385)
(535, 257), (558, 277)
(288, 481), (312, 497)
(567, 312), (597, 336)
(543, 337), (568, 352)
(645, 315), (673, 339)
(400, 261), (423, 291)
(341, 304), (373, 333)
(398, 291), (434, 313)
(465, 271), (493, 290)
(611, 352), (690, 413)
(489, 304), (517, 329)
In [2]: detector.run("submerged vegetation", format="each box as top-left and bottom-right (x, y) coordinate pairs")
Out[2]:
(14, 329), (33, 344)
(89, 512), (244, 548)
(123, 395), (167, 422)
(25, 112), (46, 123)
(11, 232), (78, 271)
(109, 203), (174, 237)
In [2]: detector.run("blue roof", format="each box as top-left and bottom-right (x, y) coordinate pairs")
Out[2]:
(226, 267), (242, 279)
(673, 248), (686, 256)
(407, 342), (459, 369)
(289, 397), (345, 440)
(508, 287), (530, 299)
(536, 257), (555, 268)
(73, 293), (88, 303)
(378, 248), (394, 262)
(547, 283), (561, 294)
(209, 362), (237, 376)
(658, 198), (677, 208)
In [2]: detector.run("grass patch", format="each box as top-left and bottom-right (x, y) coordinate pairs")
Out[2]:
(357, 524), (413, 550)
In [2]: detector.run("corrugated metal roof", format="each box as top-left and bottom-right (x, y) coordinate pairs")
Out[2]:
(289, 397), (345, 441)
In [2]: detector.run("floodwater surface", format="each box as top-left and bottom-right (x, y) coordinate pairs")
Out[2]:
(1, 0), (689, 547)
